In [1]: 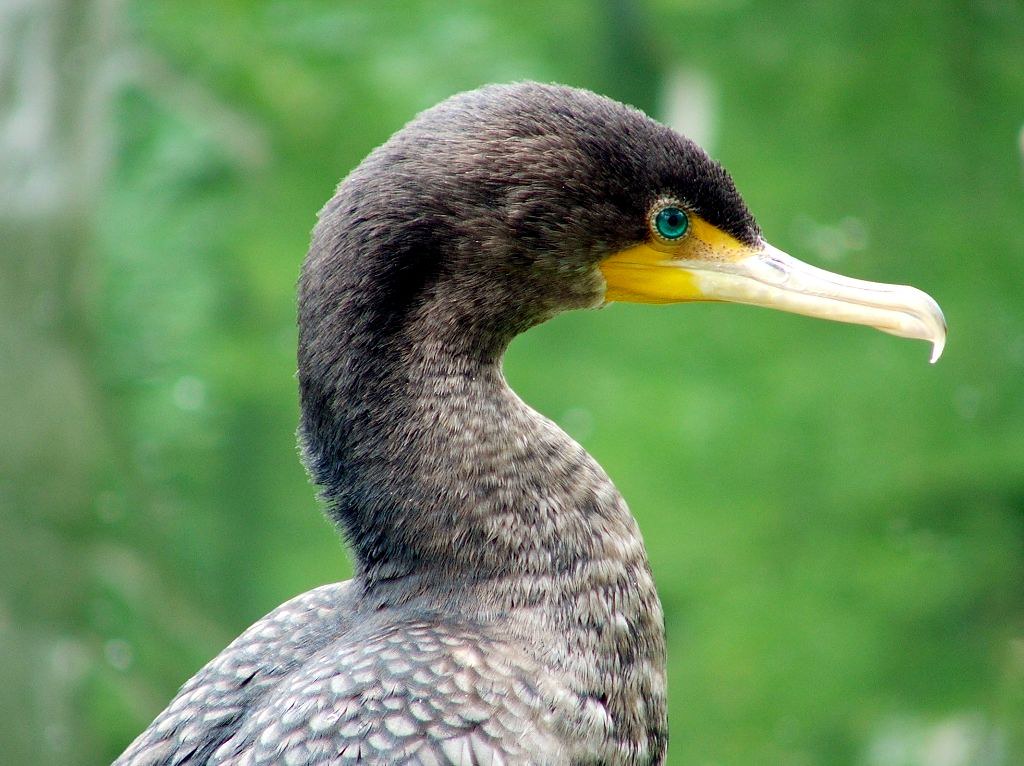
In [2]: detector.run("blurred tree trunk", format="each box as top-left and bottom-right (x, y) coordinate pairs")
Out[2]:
(0, 1), (121, 762)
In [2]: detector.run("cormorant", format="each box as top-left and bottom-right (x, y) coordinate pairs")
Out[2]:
(115, 82), (945, 765)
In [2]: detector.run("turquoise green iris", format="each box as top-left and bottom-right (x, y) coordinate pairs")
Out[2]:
(654, 206), (689, 240)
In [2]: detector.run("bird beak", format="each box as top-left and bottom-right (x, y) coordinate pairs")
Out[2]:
(601, 233), (946, 363)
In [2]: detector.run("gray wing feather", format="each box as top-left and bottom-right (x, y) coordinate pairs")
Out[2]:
(115, 582), (357, 766)
(207, 623), (569, 765)
(116, 583), (588, 765)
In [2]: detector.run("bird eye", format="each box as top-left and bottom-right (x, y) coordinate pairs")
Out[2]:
(652, 205), (689, 241)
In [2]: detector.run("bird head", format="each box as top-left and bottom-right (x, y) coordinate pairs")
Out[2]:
(303, 82), (945, 365)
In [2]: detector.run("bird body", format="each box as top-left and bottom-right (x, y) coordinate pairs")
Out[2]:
(120, 348), (666, 764)
(118, 579), (656, 764)
(116, 83), (944, 765)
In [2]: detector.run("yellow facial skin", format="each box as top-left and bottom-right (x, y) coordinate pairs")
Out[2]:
(599, 211), (947, 363)
(601, 215), (750, 304)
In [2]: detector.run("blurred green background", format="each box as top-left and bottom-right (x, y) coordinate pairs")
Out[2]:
(3, 1), (1023, 763)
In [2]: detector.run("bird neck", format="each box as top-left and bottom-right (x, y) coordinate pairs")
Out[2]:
(327, 331), (636, 578)
(300, 300), (667, 753)
(302, 292), (654, 589)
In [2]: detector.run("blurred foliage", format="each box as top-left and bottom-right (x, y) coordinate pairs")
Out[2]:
(2, 0), (1023, 764)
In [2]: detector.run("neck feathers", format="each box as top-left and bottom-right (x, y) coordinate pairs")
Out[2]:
(297, 209), (668, 757)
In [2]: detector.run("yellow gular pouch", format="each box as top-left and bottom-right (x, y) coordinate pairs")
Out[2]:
(600, 214), (754, 304)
